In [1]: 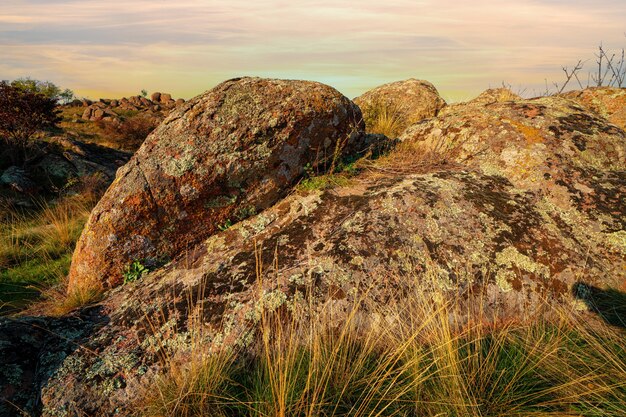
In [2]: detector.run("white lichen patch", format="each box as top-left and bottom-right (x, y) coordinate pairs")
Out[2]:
(350, 255), (365, 266)
(495, 270), (514, 292)
(294, 192), (322, 216)
(245, 289), (288, 323)
(251, 213), (273, 233)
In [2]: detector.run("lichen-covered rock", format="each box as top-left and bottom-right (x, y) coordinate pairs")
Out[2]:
(7, 88), (625, 417)
(0, 309), (107, 417)
(26, 137), (131, 193)
(400, 95), (625, 193)
(471, 87), (521, 105)
(0, 166), (39, 194)
(440, 88), (521, 116)
(354, 79), (446, 136)
(67, 77), (366, 291)
(39, 168), (624, 416)
(561, 87), (626, 131)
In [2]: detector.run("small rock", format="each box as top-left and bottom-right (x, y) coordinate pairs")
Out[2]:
(159, 93), (172, 104)
(0, 166), (39, 194)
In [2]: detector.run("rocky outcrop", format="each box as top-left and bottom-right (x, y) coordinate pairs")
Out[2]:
(75, 92), (185, 122)
(81, 104), (118, 122)
(0, 166), (39, 194)
(0, 138), (130, 199)
(354, 79), (447, 137)
(67, 77), (367, 292)
(43, 137), (131, 181)
(0, 309), (107, 417)
(2, 85), (625, 417)
(440, 88), (521, 116)
(561, 87), (626, 131)
(399, 95), (625, 193)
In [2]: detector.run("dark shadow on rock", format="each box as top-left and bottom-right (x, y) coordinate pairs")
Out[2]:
(573, 282), (626, 329)
(0, 306), (109, 417)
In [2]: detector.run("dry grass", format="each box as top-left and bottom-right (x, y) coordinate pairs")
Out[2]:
(0, 180), (104, 314)
(360, 99), (406, 138)
(139, 266), (626, 417)
(362, 130), (464, 177)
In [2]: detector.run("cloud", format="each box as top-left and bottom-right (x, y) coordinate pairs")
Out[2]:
(1, 0), (625, 101)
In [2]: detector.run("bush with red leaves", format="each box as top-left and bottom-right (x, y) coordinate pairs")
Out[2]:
(0, 81), (60, 155)
(97, 114), (159, 151)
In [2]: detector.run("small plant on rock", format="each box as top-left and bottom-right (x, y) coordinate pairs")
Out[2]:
(123, 260), (149, 283)
(218, 219), (233, 231)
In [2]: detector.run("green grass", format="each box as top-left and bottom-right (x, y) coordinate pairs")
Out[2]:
(296, 174), (352, 192)
(0, 197), (91, 314)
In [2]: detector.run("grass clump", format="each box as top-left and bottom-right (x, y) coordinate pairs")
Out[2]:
(361, 99), (405, 138)
(0, 197), (92, 314)
(140, 271), (626, 417)
(0, 184), (107, 315)
(296, 174), (352, 192)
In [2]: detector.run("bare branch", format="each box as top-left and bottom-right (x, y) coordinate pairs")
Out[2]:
(558, 60), (584, 93)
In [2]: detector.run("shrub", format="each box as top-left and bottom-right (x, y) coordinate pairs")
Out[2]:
(0, 81), (60, 164)
(10, 77), (74, 104)
(97, 114), (159, 151)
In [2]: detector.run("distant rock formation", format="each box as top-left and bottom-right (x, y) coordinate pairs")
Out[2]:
(73, 92), (185, 122)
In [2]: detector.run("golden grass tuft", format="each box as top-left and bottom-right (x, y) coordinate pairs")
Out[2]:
(138, 265), (626, 417)
(360, 98), (406, 138)
(1, 180), (105, 314)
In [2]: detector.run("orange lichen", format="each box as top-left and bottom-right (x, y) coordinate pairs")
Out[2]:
(509, 120), (545, 145)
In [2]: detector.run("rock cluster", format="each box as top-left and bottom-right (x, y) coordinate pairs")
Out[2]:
(0, 137), (130, 198)
(1, 78), (625, 417)
(77, 92), (185, 122)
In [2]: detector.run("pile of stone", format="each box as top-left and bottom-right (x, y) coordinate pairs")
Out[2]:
(75, 92), (186, 122)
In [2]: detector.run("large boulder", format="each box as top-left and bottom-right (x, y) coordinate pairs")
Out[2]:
(67, 77), (366, 292)
(354, 79), (446, 137)
(159, 93), (172, 104)
(561, 87), (626, 131)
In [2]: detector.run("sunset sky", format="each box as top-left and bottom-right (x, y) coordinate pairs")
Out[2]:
(1, 0), (625, 102)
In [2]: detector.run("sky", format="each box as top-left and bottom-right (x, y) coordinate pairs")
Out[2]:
(1, 0), (625, 102)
